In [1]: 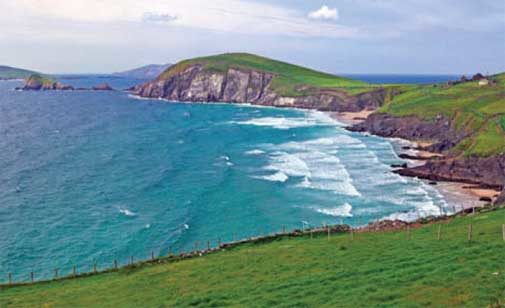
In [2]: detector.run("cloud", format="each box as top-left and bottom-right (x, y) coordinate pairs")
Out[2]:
(142, 12), (177, 24)
(4, 0), (356, 39)
(308, 5), (338, 21)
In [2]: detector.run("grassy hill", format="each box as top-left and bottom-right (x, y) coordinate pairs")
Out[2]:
(160, 53), (373, 96)
(0, 65), (40, 80)
(379, 73), (505, 157)
(2, 208), (505, 307)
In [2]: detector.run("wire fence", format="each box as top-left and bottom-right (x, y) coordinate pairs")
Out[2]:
(1, 206), (504, 287)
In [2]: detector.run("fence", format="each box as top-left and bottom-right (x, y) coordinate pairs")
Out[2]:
(1, 206), (504, 287)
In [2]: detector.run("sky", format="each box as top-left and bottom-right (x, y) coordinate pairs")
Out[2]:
(1, 0), (504, 75)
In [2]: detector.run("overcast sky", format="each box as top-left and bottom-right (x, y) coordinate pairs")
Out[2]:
(1, 0), (504, 74)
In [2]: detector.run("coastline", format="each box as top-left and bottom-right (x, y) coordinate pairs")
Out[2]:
(329, 109), (500, 212)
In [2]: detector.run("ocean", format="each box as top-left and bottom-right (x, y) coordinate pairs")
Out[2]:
(0, 75), (457, 281)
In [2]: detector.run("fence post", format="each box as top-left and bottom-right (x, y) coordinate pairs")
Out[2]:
(350, 228), (354, 240)
(327, 226), (330, 241)
(437, 225), (442, 240)
(218, 238), (221, 247)
(8, 273), (11, 285)
(151, 251), (154, 261)
(130, 256), (134, 265)
(407, 225), (411, 240)
(93, 263), (97, 274)
(468, 224), (472, 242)
(30, 271), (34, 283)
(207, 240), (210, 250)
(310, 229), (313, 239)
(54, 268), (58, 278)
(502, 224), (505, 242)
(114, 259), (118, 270)
(73, 266), (76, 277)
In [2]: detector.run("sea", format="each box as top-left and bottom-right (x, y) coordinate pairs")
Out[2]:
(0, 74), (461, 281)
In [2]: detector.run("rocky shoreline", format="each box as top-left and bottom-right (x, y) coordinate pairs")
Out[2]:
(348, 113), (505, 204)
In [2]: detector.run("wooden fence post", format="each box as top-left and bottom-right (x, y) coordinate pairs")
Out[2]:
(93, 263), (97, 274)
(8, 273), (11, 285)
(207, 240), (210, 250)
(54, 268), (58, 278)
(502, 224), (504, 242)
(30, 271), (34, 283)
(114, 259), (118, 270)
(151, 251), (155, 261)
(327, 226), (330, 241)
(73, 266), (76, 277)
(468, 224), (472, 242)
(437, 225), (442, 240)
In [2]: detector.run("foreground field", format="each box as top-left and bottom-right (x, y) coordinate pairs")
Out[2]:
(1, 208), (505, 307)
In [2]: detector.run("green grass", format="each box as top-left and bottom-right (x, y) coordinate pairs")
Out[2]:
(160, 53), (373, 96)
(0, 65), (39, 79)
(2, 208), (505, 307)
(378, 73), (505, 157)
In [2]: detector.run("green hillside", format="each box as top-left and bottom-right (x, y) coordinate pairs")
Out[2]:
(160, 53), (372, 96)
(379, 73), (505, 157)
(2, 208), (505, 307)
(0, 65), (40, 80)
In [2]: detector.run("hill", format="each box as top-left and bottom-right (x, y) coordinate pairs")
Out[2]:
(0, 65), (40, 80)
(113, 63), (172, 79)
(1, 208), (504, 307)
(132, 53), (384, 112)
(159, 53), (368, 95)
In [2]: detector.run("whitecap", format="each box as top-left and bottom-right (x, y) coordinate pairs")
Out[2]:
(314, 203), (353, 217)
(118, 207), (137, 217)
(254, 171), (289, 182)
(245, 149), (265, 155)
(183, 224), (189, 230)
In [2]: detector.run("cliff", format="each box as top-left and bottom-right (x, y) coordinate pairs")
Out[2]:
(131, 53), (386, 112)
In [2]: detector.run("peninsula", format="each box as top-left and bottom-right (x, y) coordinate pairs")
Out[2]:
(132, 53), (505, 203)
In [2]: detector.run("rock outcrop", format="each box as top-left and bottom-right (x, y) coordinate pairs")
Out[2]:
(132, 64), (386, 112)
(92, 83), (113, 91)
(21, 75), (74, 91)
(495, 190), (505, 205)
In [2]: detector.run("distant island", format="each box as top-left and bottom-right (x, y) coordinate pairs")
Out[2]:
(130, 52), (505, 204)
(19, 74), (113, 91)
(0, 65), (40, 80)
(112, 63), (172, 79)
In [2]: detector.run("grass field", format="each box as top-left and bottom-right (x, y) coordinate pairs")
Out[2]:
(2, 208), (505, 307)
(379, 73), (505, 157)
(160, 53), (374, 96)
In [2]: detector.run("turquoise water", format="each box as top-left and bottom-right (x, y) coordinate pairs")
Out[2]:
(0, 79), (450, 281)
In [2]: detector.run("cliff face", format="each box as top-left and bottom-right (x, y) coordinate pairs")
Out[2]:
(132, 65), (386, 112)
(349, 113), (468, 152)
